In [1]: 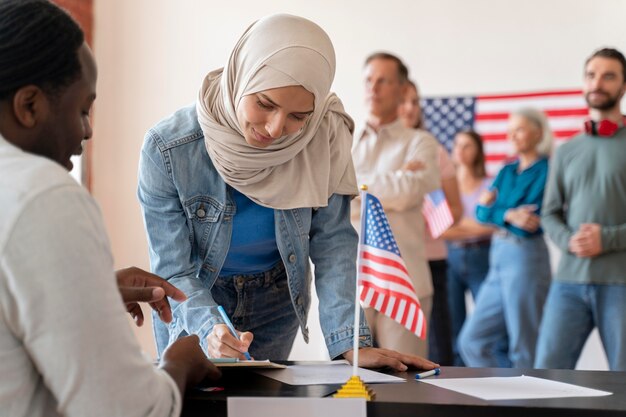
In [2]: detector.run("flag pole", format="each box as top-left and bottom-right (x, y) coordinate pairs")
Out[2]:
(334, 184), (376, 400)
(352, 184), (368, 377)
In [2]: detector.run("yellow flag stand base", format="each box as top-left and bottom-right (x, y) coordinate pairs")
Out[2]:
(333, 375), (376, 400)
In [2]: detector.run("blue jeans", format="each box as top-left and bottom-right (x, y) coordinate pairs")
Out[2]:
(211, 262), (299, 360)
(446, 241), (491, 366)
(535, 282), (626, 371)
(458, 232), (551, 368)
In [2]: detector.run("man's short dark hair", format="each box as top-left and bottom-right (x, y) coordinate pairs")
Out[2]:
(0, 0), (85, 100)
(585, 47), (626, 83)
(364, 52), (409, 84)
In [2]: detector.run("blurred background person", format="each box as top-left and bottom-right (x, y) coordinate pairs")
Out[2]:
(398, 80), (462, 365)
(442, 130), (495, 366)
(458, 108), (553, 368)
(352, 53), (440, 358)
(536, 48), (626, 371)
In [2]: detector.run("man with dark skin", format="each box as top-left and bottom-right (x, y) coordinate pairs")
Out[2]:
(0, 1), (219, 416)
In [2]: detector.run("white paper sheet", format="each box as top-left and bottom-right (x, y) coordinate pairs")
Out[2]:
(228, 398), (366, 417)
(254, 363), (404, 385)
(419, 375), (612, 400)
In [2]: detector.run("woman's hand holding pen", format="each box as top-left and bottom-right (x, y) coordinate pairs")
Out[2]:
(342, 347), (439, 372)
(207, 324), (254, 359)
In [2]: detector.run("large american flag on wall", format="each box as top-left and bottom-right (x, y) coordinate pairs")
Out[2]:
(358, 192), (426, 339)
(421, 89), (588, 175)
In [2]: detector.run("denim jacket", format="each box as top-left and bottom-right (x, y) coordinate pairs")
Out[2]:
(137, 105), (371, 359)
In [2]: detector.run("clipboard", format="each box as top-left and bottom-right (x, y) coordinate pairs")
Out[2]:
(210, 358), (286, 369)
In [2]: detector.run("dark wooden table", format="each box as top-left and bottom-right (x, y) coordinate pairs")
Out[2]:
(183, 365), (626, 416)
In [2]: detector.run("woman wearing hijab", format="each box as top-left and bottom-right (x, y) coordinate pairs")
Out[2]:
(138, 14), (437, 370)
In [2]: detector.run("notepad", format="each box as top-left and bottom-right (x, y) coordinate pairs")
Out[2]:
(209, 358), (286, 369)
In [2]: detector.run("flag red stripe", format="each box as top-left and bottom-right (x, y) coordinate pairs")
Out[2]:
(390, 297), (400, 318)
(379, 293), (390, 314)
(360, 280), (420, 306)
(485, 154), (510, 162)
(363, 293), (422, 337)
(362, 250), (409, 276)
(482, 129), (581, 141)
(475, 108), (588, 121)
(400, 302), (410, 328)
(477, 89), (582, 100)
(412, 310), (422, 334)
(369, 291), (379, 308)
(360, 265), (415, 292)
(361, 286), (424, 337)
(359, 287), (367, 302)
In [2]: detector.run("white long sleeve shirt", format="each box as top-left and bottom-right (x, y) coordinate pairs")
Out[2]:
(351, 120), (441, 298)
(0, 135), (181, 417)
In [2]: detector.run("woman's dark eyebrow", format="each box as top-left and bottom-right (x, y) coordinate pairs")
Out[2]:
(258, 93), (314, 114)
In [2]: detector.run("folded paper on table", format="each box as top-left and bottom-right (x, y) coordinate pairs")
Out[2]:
(254, 363), (404, 385)
(418, 375), (612, 400)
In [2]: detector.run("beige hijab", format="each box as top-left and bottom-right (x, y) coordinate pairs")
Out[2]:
(196, 14), (357, 209)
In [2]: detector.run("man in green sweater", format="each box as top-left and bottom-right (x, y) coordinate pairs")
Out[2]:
(535, 48), (626, 371)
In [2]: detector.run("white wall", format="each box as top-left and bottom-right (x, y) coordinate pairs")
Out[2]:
(92, 0), (626, 366)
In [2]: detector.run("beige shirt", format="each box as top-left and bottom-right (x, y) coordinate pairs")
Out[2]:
(0, 135), (180, 417)
(351, 119), (441, 298)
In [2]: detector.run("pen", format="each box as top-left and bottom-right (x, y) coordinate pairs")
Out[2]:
(209, 358), (239, 363)
(415, 368), (441, 380)
(217, 305), (252, 360)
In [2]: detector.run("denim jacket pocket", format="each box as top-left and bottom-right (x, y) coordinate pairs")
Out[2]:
(184, 196), (221, 222)
(184, 196), (222, 259)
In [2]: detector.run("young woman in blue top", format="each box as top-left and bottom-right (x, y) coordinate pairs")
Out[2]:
(457, 108), (552, 368)
(138, 14), (436, 371)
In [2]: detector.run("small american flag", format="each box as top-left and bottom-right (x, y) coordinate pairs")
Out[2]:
(421, 89), (587, 175)
(422, 189), (454, 238)
(358, 191), (426, 339)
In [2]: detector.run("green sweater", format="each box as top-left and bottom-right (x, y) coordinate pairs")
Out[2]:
(542, 127), (626, 284)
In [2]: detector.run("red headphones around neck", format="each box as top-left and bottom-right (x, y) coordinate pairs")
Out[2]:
(584, 117), (626, 137)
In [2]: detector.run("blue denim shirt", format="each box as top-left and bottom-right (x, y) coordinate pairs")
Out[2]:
(137, 105), (371, 359)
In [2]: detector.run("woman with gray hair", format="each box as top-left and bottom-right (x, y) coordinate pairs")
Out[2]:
(513, 107), (554, 156)
(457, 107), (552, 368)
